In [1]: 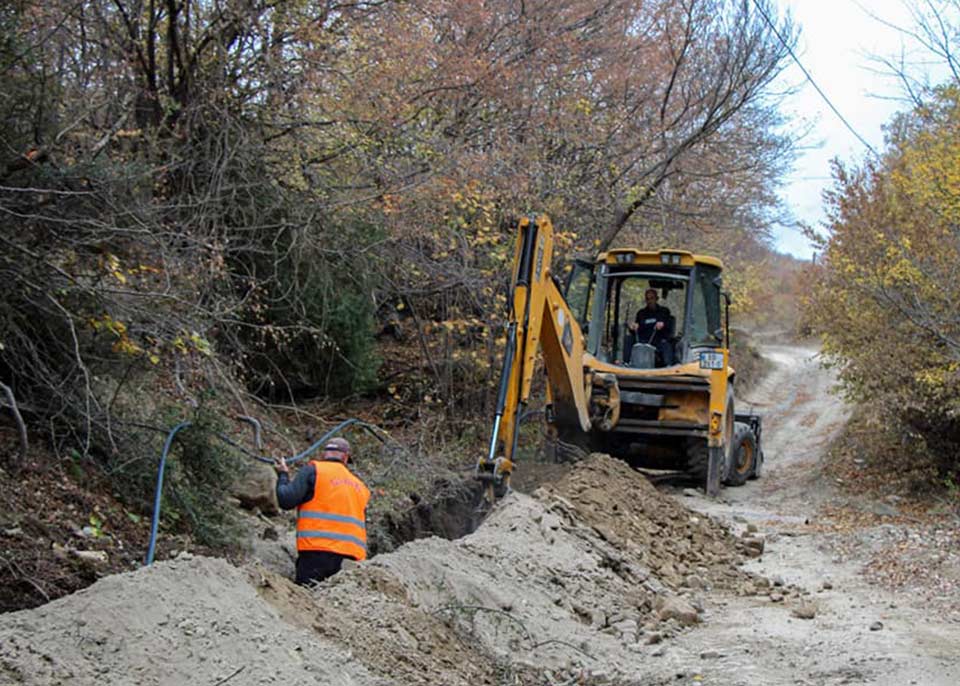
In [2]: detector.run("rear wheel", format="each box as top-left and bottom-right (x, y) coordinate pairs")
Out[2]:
(724, 422), (758, 486)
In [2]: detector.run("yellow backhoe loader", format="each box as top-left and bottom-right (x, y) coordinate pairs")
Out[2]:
(476, 214), (762, 501)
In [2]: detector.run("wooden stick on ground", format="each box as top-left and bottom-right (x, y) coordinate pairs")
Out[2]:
(0, 381), (27, 463)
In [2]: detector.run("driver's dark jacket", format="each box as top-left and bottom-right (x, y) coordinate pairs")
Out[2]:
(635, 304), (671, 344)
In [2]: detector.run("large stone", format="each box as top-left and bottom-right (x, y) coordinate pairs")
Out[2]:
(741, 535), (765, 554)
(232, 462), (280, 515)
(656, 596), (700, 626)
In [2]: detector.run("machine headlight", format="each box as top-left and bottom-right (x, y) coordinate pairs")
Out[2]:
(699, 351), (724, 370)
(615, 253), (633, 264)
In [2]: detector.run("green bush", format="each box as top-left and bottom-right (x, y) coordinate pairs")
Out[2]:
(233, 224), (382, 400)
(165, 405), (243, 549)
(101, 400), (244, 550)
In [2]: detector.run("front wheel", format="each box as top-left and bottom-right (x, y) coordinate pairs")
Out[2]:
(684, 438), (710, 482)
(724, 422), (758, 486)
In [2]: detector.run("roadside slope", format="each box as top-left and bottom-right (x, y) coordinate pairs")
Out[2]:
(1, 455), (763, 685)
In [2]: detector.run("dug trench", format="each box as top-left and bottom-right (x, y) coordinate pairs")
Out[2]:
(0, 454), (770, 686)
(3, 345), (959, 685)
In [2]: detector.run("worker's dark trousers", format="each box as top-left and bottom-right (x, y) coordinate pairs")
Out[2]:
(295, 550), (350, 586)
(656, 340), (675, 366)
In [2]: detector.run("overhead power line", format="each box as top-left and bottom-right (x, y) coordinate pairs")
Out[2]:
(751, 0), (882, 159)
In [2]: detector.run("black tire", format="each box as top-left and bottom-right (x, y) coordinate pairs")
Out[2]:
(749, 447), (763, 480)
(685, 438), (709, 481)
(686, 387), (735, 489)
(725, 421), (758, 486)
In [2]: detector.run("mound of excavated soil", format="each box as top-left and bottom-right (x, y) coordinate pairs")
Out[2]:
(0, 555), (386, 686)
(540, 454), (763, 594)
(0, 454), (764, 685)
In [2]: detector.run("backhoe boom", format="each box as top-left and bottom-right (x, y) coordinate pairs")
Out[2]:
(476, 215), (589, 500)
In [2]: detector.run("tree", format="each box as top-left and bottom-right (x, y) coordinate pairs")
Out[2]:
(806, 83), (960, 478)
(0, 0), (798, 464)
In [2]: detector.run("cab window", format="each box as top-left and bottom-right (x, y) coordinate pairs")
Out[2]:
(689, 265), (722, 346)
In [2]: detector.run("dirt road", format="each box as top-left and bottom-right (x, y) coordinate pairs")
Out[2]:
(661, 344), (960, 685)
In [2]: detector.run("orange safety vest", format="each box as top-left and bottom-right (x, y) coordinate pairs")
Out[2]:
(296, 460), (370, 560)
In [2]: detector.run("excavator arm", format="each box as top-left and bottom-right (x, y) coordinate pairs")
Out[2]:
(476, 215), (591, 501)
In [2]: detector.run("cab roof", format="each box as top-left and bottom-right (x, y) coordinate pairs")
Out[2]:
(598, 248), (723, 270)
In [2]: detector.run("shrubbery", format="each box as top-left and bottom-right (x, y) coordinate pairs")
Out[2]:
(1, 0), (800, 539)
(806, 86), (960, 480)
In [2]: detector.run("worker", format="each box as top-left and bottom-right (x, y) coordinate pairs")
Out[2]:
(629, 288), (675, 366)
(274, 436), (370, 586)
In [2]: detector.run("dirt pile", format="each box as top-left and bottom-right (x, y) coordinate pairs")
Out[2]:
(0, 555), (386, 686)
(265, 454), (764, 684)
(1, 454), (762, 685)
(540, 454), (764, 594)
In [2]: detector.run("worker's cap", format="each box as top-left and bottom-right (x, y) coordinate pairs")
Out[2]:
(323, 437), (351, 460)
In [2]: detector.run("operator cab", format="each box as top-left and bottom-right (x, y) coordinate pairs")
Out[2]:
(564, 249), (724, 369)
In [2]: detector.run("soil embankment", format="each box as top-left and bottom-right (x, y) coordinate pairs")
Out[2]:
(1, 454), (765, 685)
(2, 344), (958, 685)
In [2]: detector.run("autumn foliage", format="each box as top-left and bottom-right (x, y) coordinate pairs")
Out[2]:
(806, 86), (960, 479)
(0, 0), (797, 502)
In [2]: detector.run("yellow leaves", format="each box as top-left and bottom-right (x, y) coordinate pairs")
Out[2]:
(101, 253), (126, 284)
(113, 337), (142, 355)
(880, 257), (924, 289)
(173, 330), (213, 357)
(188, 331), (213, 356)
(381, 194), (400, 215)
(573, 97), (593, 116)
(554, 230), (578, 251)
(89, 313), (124, 336)
(98, 253), (162, 285)
(434, 317), (485, 336)
(807, 84), (960, 429)
(89, 314), (141, 356)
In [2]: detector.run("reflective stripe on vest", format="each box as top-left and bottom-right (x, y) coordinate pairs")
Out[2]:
(298, 511), (366, 529)
(296, 460), (370, 560)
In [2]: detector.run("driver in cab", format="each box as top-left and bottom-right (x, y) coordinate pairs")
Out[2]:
(629, 288), (674, 366)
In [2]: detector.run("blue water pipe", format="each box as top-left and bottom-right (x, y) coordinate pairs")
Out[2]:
(144, 421), (192, 565)
(144, 416), (396, 565)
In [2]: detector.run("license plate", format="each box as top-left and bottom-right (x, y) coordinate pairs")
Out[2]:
(699, 351), (724, 370)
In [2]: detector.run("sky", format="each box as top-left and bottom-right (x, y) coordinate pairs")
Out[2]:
(771, 0), (946, 259)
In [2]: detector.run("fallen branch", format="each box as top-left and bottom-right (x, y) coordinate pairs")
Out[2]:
(1, 555), (49, 602)
(212, 665), (245, 685)
(529, 638), (593, 660)
(0, 381), (28, 463)
(433, 604), (531, 641)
